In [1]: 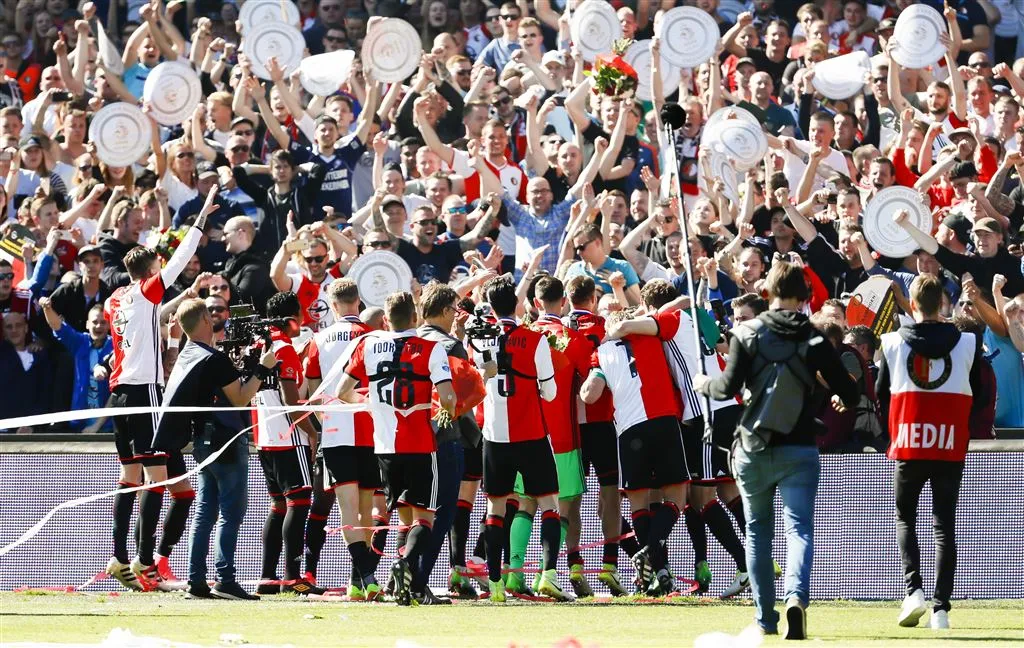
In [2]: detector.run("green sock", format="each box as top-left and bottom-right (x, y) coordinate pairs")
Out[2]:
(560, 517), (568, 552)
(509, 511), (534, 571)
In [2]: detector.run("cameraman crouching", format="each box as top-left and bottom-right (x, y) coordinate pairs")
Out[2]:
(153, 298), (276, 600)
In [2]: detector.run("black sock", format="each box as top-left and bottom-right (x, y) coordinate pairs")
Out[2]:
(540, 510), (561, 572)
(630, 509), (651, 551)
(157, 490), (194, 559)
(261, 503), (286, 579)
(347, 541), (372, 585)
(282, 499), (311, 581)
(684, 504), (708, 565)
(449, 499), (473, 567)
(620, 516), (641, 557)
(726, 496), (747, 536)
(473, 515), (487, 559)
(368, 514), (389, 574)
(404, 521), (432, 592)
(112, 482), (138, 564)
(484, 514), (505, 582)
(304, 512), (329, 577)
(649, 502), (680, 571)
(396, 526), (408, 556)
(503, 500), (520, 565)
(137, 487), (164, 565)
(703, 501), (747, 571)
(602, 542), (619, 567)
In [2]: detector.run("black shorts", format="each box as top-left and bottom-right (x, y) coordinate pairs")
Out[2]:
(681, 407), (738, 484)
(462, 441), (483, 481)
(618, 416), (690, 491)
(166, 450), (187, 479)
(482, 438), (558, 498)
(258, 447), (313, 499)
(111, 384), (164, 465)
(377, 453), (438, 512)
(580, 422), (619, 487)
(321, 445), (383, 491)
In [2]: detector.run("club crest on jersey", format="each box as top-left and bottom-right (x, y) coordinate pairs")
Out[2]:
(308, 299), (329, 320)
(906, 351), (952, 390)
(111, 309), (129, 335)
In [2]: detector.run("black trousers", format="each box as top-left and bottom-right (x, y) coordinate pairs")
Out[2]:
(893, 459), (964, 612)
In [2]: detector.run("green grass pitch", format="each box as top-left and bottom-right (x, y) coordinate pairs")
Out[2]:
(1, 593), (1021, 646)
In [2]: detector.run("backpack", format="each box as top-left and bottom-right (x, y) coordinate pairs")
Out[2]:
(732, 317), (817, 453)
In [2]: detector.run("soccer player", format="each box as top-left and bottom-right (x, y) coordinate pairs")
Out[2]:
(336, 292), (457, 606)
(876, 275), (983, 630)
(581, 308), (691, 597)
(304, 278), (381, 599)
(470, 276), (566, 603)
(564, 275), (635, 596)
(103, 188), (219, 591)
(252, 292), (323, 596)
(610, 280), (750, 598)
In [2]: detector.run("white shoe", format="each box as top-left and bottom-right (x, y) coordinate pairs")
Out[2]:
(898, 589), (928, 627)
(105, 557), (143, 591)
(130, 557), (163, 592)
(720, 570), (750, 599)
(929, 609), (950, 630)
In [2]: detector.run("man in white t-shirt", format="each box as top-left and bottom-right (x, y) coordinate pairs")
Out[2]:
(772, 111), (849, 194)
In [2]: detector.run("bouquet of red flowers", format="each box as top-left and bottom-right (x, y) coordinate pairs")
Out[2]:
(154, 226), (189, 266)
(589, 39), (638, 98)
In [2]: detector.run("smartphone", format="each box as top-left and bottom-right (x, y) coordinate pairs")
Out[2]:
(57, 229), (74, 241)
(51, 91), (72, 103)
(285, 238), (312, 253)
(553, 96), (566, 107)
(826, 193), (838, 205)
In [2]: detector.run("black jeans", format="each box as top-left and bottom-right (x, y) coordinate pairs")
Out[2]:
(894, 459), (964, 612)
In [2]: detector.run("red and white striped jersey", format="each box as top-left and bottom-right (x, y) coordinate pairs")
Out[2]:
(253, 329), (308, 450)
(344, 330), (452, 454)
(880, 330), (976, 462)
(104, 227), (202, 388)
(533, 314), (591, 454)
(305, 315), (373, 448)
(654, 310), (735, 420)
(471, 319), (556, 443)
(597, 333), (682, 436)
(288, 267), (343, 332)
(565, 310), (614, 424)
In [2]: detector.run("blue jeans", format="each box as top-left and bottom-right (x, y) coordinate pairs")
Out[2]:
(187, 431), (249, 585)
(419, 439), (464, 582)
(732, 443), (820, 633)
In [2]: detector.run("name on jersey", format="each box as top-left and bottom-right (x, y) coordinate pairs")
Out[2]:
(504, 336), (528, 349)
(373, 340), (424, 354)
(893, 423), (956, 451)
(324, 329), (360, 343)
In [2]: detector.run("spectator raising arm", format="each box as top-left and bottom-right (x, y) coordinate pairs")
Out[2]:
(774, 187), (819, 243)
(599, 98), (635, 181)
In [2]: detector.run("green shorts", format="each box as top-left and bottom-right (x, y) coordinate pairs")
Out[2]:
(514, 449), (586, 500)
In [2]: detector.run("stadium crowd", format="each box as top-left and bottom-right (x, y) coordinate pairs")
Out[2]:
(0, 0), (1023, 635)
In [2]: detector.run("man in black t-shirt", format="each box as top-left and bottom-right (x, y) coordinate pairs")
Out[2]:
(152, 299), (276, 601)
(396, 205), (496, 284)
(566, 79), (639, 194)
(723, 13), (792, 90)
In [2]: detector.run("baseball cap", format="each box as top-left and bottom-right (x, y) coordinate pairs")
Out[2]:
(196, 161), (219, 179)
(736, 57), (757, 69)
(381, 194), (405, 210)
(971, 217), (1003, 236)
(230, 116), (255, 129)
(950, 161), (978, 180)
(940, 213), (971, 246)
(76, 244), (102, 261)
(878, 18), (897, 32)
(947, 127), (974, 143)
(542, 51), (567, 67)
(19, 135), (43, 151)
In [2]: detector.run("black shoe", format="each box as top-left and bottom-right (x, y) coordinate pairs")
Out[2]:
(255, 579), (280, 595)
(281, 579), (326, 596)
(390, 559), (412, 606)
(414, 588), (452, 605)
(785, 601), (807, 640)
(647, 569), (674, 597)
(186, 582), (214, 599)
(212, 581), (260, 601)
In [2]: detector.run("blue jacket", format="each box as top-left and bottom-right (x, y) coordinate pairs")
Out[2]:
(53, 322), (113, 429)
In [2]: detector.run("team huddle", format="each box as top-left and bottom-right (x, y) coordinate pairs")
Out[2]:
(95, 206), (768, 606)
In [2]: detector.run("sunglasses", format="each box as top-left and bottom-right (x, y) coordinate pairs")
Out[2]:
(207, 306), (227, 314)
(367, 240), (391, 249)
(970, 61), (992, 68)
(486, 14), (501, 21)
(324, 35), (345, 43)
(491, 96), (512, 107)
(78, 165), (92, 172)
(176, 151), (195, 159)
(230, 145), (250, 153)
(414, 218), (438, 226)
(447, 205), (467, 214)
(456, 69), (472, 76)
(0, 272), (14, 280)
(574, 240), (593, 254)
(303, 254), (327, 263)
(500, 14), (520, 20)
(209, 283), (229, 290)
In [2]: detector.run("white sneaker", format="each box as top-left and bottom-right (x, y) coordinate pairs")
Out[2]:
(720, 570), (750, 599)
(105, 557), (143, 591)
(929, 609), (950, 630)
(898, 589), (928, 627)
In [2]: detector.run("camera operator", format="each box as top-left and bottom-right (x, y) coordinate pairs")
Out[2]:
(692, 261), (858, 640)
(150, 299), (276, 601)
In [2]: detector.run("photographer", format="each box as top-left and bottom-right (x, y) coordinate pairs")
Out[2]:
(151, 299), (275, 601)
(693, 261), (858, 640)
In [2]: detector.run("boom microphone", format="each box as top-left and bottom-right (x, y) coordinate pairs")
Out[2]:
(660, 103), (687, 130)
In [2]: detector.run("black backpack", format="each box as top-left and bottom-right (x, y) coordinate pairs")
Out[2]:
(732, 318), (818, 452)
